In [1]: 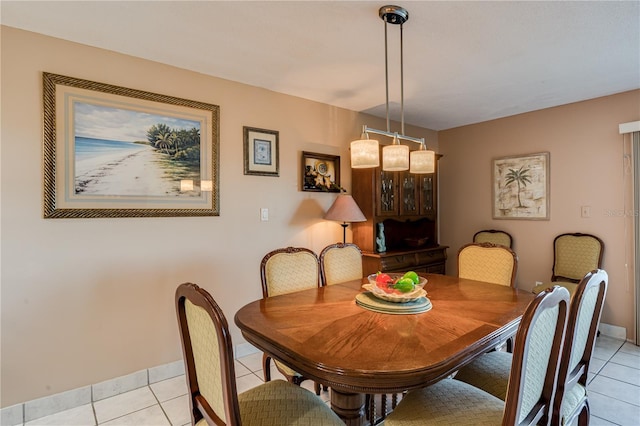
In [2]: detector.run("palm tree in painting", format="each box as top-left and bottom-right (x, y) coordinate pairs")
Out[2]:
(504, 165), (532, 208)
(154, 131), (176, 154)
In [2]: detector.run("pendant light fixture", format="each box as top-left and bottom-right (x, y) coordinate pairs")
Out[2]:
(350, 5), (435, 174)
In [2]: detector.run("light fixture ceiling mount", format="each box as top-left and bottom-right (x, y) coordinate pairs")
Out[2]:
(350, 5), (435, 174)
(379, 5), (408, 25)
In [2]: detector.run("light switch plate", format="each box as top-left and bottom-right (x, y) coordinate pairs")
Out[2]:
(260, 208), (269, 221)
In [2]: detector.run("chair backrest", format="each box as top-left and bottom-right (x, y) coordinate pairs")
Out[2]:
(552, 269), (608, 423)
(260, 247), (320, 298)
(457, 242), (518, 287)
(175, 283), (241, 426)
(552, 233), (604, 283)
(502, 286), (571, 426)
(319, 243), (363, 286)
(473, 229), (513, 248)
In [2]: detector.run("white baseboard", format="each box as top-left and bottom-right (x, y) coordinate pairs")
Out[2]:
(1, 343), (262, 426)
(599, 322), (627, 341)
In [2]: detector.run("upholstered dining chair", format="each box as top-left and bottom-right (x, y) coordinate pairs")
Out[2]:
(454, 269), (608, 426)
(175, 283), (344, 426)
(260, 247), (323, 394)
(383, 285), (570, 426)
(473, 229), (513, 248)
(319, 242), (363, 286)
(458, 242), (518, 287)
(532, 233), (604, 298)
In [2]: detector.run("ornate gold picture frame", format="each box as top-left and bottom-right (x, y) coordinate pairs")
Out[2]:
(42, 72), (220, 218)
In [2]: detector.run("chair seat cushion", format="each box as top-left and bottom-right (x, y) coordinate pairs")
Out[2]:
(532, 282), (577, 297)
(383, 378), (504, 425)
(561, 383), (587, 424)
(453, 350), (512, 401)
(239, 379), (343, 425)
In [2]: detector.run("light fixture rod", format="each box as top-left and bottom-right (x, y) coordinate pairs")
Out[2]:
(384, 20), (390, 133)
(363, 125), (424, 145)
(400, 22), (405, 136)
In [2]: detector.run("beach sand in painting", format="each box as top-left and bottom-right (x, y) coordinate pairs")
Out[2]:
(75, 145), (181, 196)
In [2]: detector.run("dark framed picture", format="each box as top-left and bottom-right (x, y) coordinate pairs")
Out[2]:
(493, 151), (550, 220)
(302, 151), (341, 192)
(42, 72), (220, 218)
(243, 127), (279, 176)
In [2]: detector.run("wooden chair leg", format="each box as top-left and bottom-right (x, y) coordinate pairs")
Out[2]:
(262, 353), (272, 382)
(506, 336), (514, 353)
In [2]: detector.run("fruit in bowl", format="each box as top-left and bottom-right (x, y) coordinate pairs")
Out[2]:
(363, 271), (428, 303)
(369, 271), (426, 294)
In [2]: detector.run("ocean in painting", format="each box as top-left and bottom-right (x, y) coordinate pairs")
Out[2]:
(75, 136), (144, 161)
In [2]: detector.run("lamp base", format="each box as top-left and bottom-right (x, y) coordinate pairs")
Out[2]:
(341, 223), (348, 244)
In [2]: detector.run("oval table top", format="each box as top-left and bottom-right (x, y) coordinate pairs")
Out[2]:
(234, 273), (535, 394)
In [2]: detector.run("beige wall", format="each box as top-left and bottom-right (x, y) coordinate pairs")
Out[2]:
(439, 90), (640, 340)
(0, 26), (437, 406)
(3, 24), (637, 408)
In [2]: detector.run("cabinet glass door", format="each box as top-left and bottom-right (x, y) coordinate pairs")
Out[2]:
(377, 170), (397, 216)
(399, 172), (419, 215)
(420, 174), (435, 217)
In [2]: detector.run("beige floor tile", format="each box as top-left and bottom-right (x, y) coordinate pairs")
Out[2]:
(149, 376), (188, 402)
(589, 390), (640, 425)
(98, 405), (169, 426)
(160, 395), (190, 426)
(93, 388), (156, 424)
(235, 373), (264, 394)
(237, 352), (263, 372)
(25, 404), (95, 426)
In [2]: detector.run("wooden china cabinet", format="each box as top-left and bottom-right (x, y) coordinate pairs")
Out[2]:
(351, 155), (448, 276)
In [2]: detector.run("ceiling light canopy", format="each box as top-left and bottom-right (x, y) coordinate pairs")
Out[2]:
(350, 5), (435, 174)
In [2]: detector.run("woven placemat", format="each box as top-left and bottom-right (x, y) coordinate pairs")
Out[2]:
(355, 292), (432, 315)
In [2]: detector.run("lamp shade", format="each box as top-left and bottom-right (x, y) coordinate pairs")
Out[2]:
(382, 144), (409, 171)
(351, 139), (380, 168)
(324, 195), (366, 223)
(410, 149), (435, 174)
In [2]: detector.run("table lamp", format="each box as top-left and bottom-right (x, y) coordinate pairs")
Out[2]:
(324, 194), (366, 243)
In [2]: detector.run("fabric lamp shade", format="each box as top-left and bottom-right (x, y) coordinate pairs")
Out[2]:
(351, 139), (380, 168)
(325, 195), (366, 243)
(410, 149), (435, 174)
(324, 195), (366, 223)
(382, 144), (409, 171)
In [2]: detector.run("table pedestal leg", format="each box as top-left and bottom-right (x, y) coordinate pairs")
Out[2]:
(330, 389), (366, 426)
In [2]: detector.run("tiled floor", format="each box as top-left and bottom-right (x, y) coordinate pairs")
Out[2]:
(16, 335), (640, 425)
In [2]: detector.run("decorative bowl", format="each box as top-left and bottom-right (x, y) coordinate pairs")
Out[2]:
(363, 273), (428, 303)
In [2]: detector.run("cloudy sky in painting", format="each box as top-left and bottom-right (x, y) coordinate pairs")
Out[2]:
(74, 102), (200, 142)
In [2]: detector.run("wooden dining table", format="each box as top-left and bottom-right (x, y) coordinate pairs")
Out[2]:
(234, 273), (535, 425)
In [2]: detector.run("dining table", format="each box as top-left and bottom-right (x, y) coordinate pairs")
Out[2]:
(234, 273), (535, 425)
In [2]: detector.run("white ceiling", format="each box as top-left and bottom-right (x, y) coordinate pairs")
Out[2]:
(2, 1), (639, 130)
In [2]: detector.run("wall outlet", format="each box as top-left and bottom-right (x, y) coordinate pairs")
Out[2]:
(260, 208), (269, 221)
(535, 281), (543, 286)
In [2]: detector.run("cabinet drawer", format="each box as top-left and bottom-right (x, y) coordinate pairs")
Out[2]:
(416, 249), (446, 265)
(380, 254), (416, 271)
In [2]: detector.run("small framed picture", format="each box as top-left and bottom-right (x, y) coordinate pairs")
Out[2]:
(244, 127), (279, 176)
(302, 151), (341, 192)
(493, 151), (550, 220)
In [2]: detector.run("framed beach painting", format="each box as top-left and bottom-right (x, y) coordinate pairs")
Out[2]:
(42, 72), (219, 218)
(243, 126), (279, 176)
(301, 152), (341, 192)
(493, 152), (550, 220)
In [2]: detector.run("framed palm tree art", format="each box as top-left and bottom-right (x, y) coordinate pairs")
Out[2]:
(493, 152), (550, 220)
